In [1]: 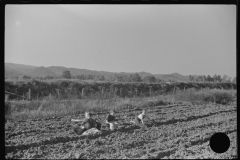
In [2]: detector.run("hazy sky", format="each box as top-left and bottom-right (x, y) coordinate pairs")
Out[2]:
(5, 5), (236, 77)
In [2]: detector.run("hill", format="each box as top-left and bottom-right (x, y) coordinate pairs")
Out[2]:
(5, 62), (190, 82)
(137, 71), (154, 78)
(155, 73), (190, 82)
(5, 66), (23, 78)
(28, 67), (59, 77)
(5, 63), (37, 75)
(46, 66), (67, 75)
(47, 66), (115, 76)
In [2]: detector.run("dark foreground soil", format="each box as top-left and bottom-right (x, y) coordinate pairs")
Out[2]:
(5, 101), (237, 159)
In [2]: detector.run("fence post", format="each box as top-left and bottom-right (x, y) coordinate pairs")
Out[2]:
(149, 86), (152, 97)
(101, 88), (104, 99)
(101, 88), (104, 94)
(135, 88), (138, 97)
(120, 88), (122, 97)
(37, 92), (39, 101)
(114, 88), (118, 97)
(28, 89), (31, 100)
(5, 94), (9, 102)
(171, 86), (176, 105)
(110, 85), (114, 95)
(82, 88), (85, 98)
(56, 89), (60, 99)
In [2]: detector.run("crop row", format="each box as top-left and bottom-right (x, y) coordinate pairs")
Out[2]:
(5, 106), (236, 158)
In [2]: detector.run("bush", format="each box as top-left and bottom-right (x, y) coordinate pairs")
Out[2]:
(210, 89), (235, 104)
(174, 88), (236, 104)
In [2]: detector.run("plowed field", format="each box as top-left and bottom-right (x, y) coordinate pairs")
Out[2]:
(5, 102), (237, 159)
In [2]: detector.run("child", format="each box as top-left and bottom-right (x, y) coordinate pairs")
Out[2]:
(105, 110), (118, 130)
(72, 111), (101, 135)
(131, 109), (149, 125)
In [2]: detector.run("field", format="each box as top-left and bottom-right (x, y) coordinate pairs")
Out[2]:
(5, 100), (237, 159)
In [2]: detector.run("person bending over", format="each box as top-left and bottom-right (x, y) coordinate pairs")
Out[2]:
(131, 109), (149, 125)
(72, 111), (101, 135)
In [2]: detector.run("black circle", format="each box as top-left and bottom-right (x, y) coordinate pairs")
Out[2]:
(210, 132), (230, 153)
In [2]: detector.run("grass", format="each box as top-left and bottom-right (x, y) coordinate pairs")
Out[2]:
(5, 88), (236, 121)
(173, 88), (236, 104)
(5, 97), (150, 120)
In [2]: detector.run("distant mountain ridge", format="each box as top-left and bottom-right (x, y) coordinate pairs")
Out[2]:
(5, 62), (190, 81)
(155, 73), (190, 82)
(28, 67), (58, 77)
(5, 63), (37, 75)
(5, 66), (22, 78)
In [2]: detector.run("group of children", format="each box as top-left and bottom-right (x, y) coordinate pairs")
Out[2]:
(71, 109), (149, 135)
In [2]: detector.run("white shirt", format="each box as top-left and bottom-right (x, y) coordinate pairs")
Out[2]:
(138, 113), (144, 120)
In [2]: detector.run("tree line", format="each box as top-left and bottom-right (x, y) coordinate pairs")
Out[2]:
(189, 74), (236, 83)
(62, 71), (165, 83)
(62, 70), (236, 84)
(12, 70), (236, 84)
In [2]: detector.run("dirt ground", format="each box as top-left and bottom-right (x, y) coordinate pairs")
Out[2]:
(5, 101), (237, 159)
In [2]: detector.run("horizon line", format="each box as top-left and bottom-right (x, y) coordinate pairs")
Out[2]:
(5, 62), (233, 77)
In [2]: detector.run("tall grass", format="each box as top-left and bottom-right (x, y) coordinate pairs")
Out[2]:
(173, 88), (236, 104)
(5, 97), (150, 120)
(5, 88), (236, 121)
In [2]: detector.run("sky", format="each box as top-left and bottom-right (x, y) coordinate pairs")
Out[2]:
(5, 5), (236, 78)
